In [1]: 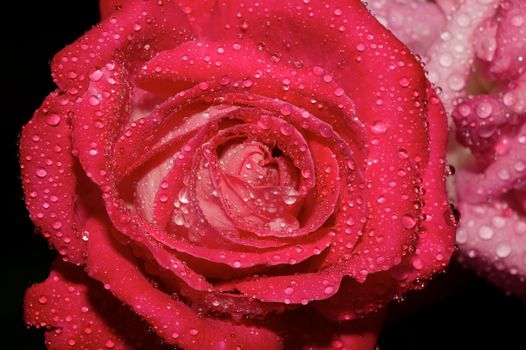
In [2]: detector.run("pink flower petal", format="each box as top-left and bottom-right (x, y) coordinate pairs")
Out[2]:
(25, 261), (170, 349)
(20, 94), (86, 265)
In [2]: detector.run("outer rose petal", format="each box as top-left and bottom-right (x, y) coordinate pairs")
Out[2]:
(25, 261), (170, 349)
(314, 87), (455, 320)
(20, 93), (85, 265)
(84, 215), (283, 349)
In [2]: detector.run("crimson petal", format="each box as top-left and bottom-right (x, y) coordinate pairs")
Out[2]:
(20, 94), (85, 265)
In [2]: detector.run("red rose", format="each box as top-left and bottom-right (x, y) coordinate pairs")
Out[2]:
(21, 1), (455, 348)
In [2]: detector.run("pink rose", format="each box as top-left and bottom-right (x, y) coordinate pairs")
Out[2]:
(369, 0), (525, 301)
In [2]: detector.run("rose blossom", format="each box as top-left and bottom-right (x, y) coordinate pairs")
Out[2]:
(369, 0), (526, 301)
(21, 0), (455, 348)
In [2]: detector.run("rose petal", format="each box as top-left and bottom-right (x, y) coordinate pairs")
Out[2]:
(20, 93), (85, 265)
(314, 87), (455, 320)
(487, 0), (526, 81)
(456, 201), (526, 302)
(71, 61), (130, 185)
(25, 261), (170, 349)
(369, 0), (446, 55)
(456, 123), (526, 204)
(453, 95), (518, 164)
(84, 215), (283, 349)
(52, 1), (193, 93)
(425, 0), (498, 113)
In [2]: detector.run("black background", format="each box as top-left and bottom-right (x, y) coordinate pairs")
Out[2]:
(5, 1), (525, 349)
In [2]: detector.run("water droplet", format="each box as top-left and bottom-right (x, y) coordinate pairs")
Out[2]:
(514, 161), (525, 172)
(455, 13), (471, 27)
(243, 79), (253, 88)
(89, 70), (103, 81)
(46, 114), (61, 126)
(478, 225), (494, 240)
(105, 340), (115, 349)
(52, 221), (63, 230)
(439, 53), (453, 67)
(498, 169), (510, 180)
(88, 95), (100, 106)
(511, 15), (524, 27)
(475, 101), (492, 119)
(38, 295), (48, 304)
(447, 74), (465, 91)
(171, 332), (179, 339)
(283, 194), (297, 205)
(412, 258), (424, 270)
(284, 287), (294, 295)
(232, 260), (241, 268)
(178, 188), (189, 204)
(189, 328), (199, 336)
(399, 77), (410, 87)
(36, 168), (47, 178)
(280, 125), (292, 135)
(173, 213), (185, 226)
(515, 221), (526, 235)
(312, 66), (324, 76)
(280, 104), (292, 116)
(402, 215), (417, 229)
(496, 242), (511, 258)
(324, 286), (335, 294)
(323, 74), (333, 83)
(492, 216), (506, 228)
(371, 121), (387, 134)
(198, 82), (209, 90)
(334, 88), (344, 97)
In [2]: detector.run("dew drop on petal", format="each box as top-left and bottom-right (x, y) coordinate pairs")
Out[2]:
(402, 214), (416, 229)
(495, 242), (511, 258)
(478, 225), (494, 240)
(334, 88), (344, 97)
(36, 168), (47, 178)
(412, 258), (424, 270)
(399, 77), (410, 87)
(89, 70), (103, 82)
(324, 286), (335, 294)
(371, 121), (387, 134)
(45, 114), (61, 126)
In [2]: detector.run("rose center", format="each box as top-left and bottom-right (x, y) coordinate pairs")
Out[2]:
(193, 138), (303, 235)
